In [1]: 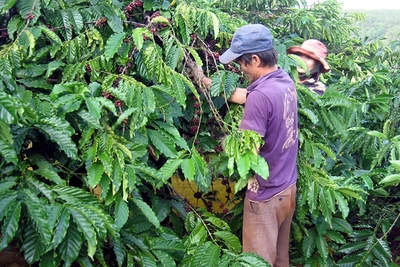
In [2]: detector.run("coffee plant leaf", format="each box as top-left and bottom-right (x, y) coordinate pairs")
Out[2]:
(132, 196), (161, 229)
(104, 32), (126, 60)
(0, 201), (21, 250)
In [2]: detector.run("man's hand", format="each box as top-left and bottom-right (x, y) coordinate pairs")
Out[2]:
(185, 57), (212, 92)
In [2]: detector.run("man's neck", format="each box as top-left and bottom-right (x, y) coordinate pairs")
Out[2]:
(257, 65), (278, 79)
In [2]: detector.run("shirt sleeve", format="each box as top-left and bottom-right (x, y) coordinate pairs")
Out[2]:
(239, 90), (272, 137)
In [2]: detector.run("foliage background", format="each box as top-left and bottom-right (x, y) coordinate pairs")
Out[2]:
(346, 9), (400, 43)
(0, 0), (399, 266)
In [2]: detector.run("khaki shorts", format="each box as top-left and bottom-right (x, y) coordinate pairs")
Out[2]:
(242, 184), (297, 267)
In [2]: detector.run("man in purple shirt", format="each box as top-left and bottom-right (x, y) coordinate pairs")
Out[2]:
(188, 24), (298, 266)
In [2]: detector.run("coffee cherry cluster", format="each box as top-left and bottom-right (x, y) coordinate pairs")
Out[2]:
(149, 20), (169, 35)
(95, 17), (107, 28)
(193, 191), (202, 199)
(114, 100), (123, 108)
(0, 31), (8, 39)
(190, 33), (198, 40)
(206, 201), (213, 212)
(183, 198), (191, 212)
(124, 0), (144, 12)
(25, 12), (35, 20)
(124, 0), (143, 18)
(221, 179), (229, 185)
(101, 91), (114, 99)
(112, 77), (122, 88)
(85, 64), (92, 73)
(150, 11), (161, 20)
(214, 144), (223, 152)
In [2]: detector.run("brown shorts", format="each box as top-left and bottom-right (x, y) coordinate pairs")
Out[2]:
(242, 184), (297, 267)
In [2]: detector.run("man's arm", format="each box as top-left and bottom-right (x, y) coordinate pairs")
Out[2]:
(200, 77), (247, 104)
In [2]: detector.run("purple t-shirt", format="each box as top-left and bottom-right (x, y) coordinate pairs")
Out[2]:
(239, 68), (298, 202)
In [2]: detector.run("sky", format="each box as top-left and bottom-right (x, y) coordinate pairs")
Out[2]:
(308, 0), (400, 10)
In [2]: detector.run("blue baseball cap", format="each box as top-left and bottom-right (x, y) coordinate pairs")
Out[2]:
(219, 24), (274, 64)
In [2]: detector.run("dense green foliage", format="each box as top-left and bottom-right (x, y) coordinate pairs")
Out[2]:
(346, 9), (400, 43)
(0, 0), (399, 266)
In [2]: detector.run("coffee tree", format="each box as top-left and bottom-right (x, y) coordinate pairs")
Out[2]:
(0, 0), (399, 266)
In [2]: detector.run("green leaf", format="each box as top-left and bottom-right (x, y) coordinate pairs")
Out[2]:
(148, 129), (178, 158)
(110, 234), (125, 266)
(40, 26), (62, 45)
(101, 4), (123, 33)
(315, 142), (336, 160)
(51, 208), (70, 250)
(315, 232), (329, 260)
(88, 161), (104, 187)
(325, 230), (346, 244)
(334, 192), (349, 219)
(158, 159), (183, 182)
(0, 201), (21, 250)
(55, 186), (101, 207)
(192, 149), (211, 192)
(0, 192), (17, 221)
(390, 160), (400, 172)
(0, 180), (17, 197)
(60, 10), (72, 40)
(152, 250), (176, 267)
(207, 11), (219, 38)
(0, 89), (17, 124)
(234, 177), (248, 193)
(186, 47), (203, 67)
(338, 241), (365, 253)
(35, 122), (78, 160)
(205, 216), (230, 231)
(104, 32), (126, 60)
(21, 226), (47, 264)
(132, 197), (160, 228)
(140, 253), (157, 267)
(30, 155), (65, 185)
(153, 121), (189, 150)
(379, 174), (400, 186)
(331, 217), (352, 233)
(237, 153), (251, 179)
(171, 72), (187, 108)
(181, 158), (195, 181)
(319, 188), (333, 223)
(367, 130), (387, 139)
(114, 197), (129, 230)
(68, 9), (83, 32)
(251, 155), (269, 180)
(0, 0), (17, 13)
(190, 241), (220, 267)
(302, 229), (316, 258)
(59, 220), (83, 267)
(236, 252), (271, 266)
(132, 28), (149, 51)
(112, 157), (123, 193)
(23, 190), (52, 245)
(337, 256), (363, 266)
(150, 237), (185, 251)
(213, 231), (241, 253)
(186, 222), (207, 247)
(77, 110), (101, 129)
(69, 207), (97, 259)
(85, 97), (102, 120)
(0, 139), (17, 165)
(21, 29), (35, 57)
(39, 251), (59, 267)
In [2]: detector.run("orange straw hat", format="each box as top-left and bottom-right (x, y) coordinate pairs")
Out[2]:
(286, 39), (330, 73)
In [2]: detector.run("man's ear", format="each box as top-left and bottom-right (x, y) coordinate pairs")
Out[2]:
(252, 55), (262, 67)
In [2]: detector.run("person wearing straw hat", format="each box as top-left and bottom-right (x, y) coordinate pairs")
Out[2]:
(186, 24), (298, 267)
(286, 39), (330, 95)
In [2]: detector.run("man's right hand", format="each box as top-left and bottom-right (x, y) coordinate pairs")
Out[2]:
(185, 57), (212, 92)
